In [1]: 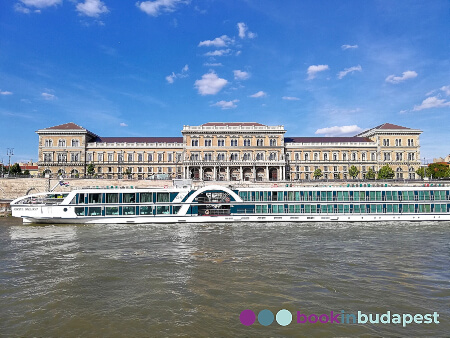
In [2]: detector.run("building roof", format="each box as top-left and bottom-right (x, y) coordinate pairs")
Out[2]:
(43, 122), (86, 130)
(285, 136), (373, 143)
(94, 137), (183, 143)
(373, 123), (411, 130)
(202, 122), (265, 127)
(20, 165), (39, 170)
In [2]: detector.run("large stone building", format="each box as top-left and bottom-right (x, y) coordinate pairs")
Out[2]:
(36, 122), (422, 181)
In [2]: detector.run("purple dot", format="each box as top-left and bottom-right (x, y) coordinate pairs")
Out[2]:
(240, 309), (256, 326)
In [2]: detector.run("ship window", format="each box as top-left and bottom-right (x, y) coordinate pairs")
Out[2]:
(75, 207), (85, 216)
(140, 193), (153, 203)
(156, 206), (170, 214)
(89, 194), (101, 204)
(140, 206), (152, 215)
(123, 206), (135, 215)
(88, 207), (102, 216)
(106, 193), (119, 203)
(123, 193), (136, 203)
(173, 206), (181, 214)
(157, 193), (170, 203)
(106, 207), (119, 215)
(78, 193), (85, 204)
(338, 205), (344, 213)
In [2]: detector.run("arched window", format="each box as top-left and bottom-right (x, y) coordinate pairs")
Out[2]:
(58, 139), (66, 147)
(314, 153), (319, 161)
(257, 139), (264, 146)
(191, 139), (198, 146)
(333, 153), (338, 161)
(269, 152), (276, 161)
(231, 139), (238, 147)
(304, 153), (309, 161)
(71, 139), (79, 147)
(324, 153), (328, 161)
(343, 153), (347, 161)
(270, 139), (277, 147)
(244, 139), (251, 146)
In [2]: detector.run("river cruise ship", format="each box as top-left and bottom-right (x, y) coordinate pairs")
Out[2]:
(10, 181), (450, 224)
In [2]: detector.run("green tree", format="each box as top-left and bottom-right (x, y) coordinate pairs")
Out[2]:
(416, 167), (426, 179)
(349, 165), (360, 179)
(313, 168), (323, 179)
(23, 169), (30, 176)
(426, 163), (449, 179)
(87, 163), (95, 176)
(377, 165), (395, 179)
(366, 168), (376, 180)
(9, 163), (22, 175)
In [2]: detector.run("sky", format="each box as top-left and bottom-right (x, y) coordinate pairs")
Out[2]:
(0, 0), (449, 164)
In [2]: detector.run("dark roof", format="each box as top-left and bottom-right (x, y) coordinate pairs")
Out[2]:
(95, 137), (183, 143)
(285, 137), (373, 143)
(202, 122), (265, 127)
(44, 122), (85, 130)
(373, 123), (411, 130)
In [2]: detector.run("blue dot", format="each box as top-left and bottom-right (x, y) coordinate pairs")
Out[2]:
(258, 309), (274, 326)
(276, 309), (292, 326)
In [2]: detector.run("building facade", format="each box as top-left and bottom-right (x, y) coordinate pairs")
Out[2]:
(36, 122), (422, 181)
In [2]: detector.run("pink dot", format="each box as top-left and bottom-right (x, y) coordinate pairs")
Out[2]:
(240, 309), (256, 326)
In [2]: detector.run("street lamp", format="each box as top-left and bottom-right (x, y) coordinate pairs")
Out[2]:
(7, 148), (14, 176)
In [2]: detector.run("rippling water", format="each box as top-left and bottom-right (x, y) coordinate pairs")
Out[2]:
(1, 217), (449, 337)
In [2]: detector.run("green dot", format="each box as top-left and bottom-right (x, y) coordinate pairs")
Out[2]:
(276, 309), (292, 326)
(258, 309), (274, 326)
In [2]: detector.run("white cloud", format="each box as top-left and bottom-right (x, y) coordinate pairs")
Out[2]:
(19, 0), (61, 8)
(307, 64), (329, 80)
(204, 49), (231, 57)
(76, 0), (109, 17)
(282, 96), (300, 101)
(120, 122), (128, 127)
(385, 70), (418, 84)
(233, 70), (250, 80)
(211, 99), (239, 109)
(341, 44), (358, 50)
(0, 90), (13, 95)
(441, 85), (450, 96)
(194, 71), (228, 95)
(315, 125), (363, 136)
(41, 92), (56, 100)
(249, 91), (266, 98)
(198, 35), (233, 47)
(237, 22), (256, 39)
(413, 96), (450, 111)
(338, 65), (362, 79)
(136, 0), (188, 17)
(166, 64), (189, 84)
(203, 62), (222, 67)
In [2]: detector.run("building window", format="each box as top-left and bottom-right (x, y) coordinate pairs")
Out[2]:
(147, 167), (153, 173)
(58, 139), (66, 147)
(256, 153), (264, 161)
(108, 153), (113, 162)
(384, 152), (391, 161)
(98, 167), (102, 173)
(270, 139), (277, 147)
(138, 154), (143, 162)
(333, 153), (338, 161)
(230, 153), (239, 161)
(408, 153), (415, 161)
(371, 153), (376, 161)
(395, 139), (402, 147)
(43, 153), (52, 162)
(191, 139), (199, 146)
(148, 154), (153, 162)
(231, 139), (238, 147)
(158, 153), (163, 162)
(158, 167), (162, 173)
(243, 153), (251, 161)
(168, 167), (172, 173)
(45, 139), (53, 147)
(190, 153), (199, 161)
(257, 139), (264, 146)
(324, 153), (328, 161)
(108, 167), (112, 173)
(218, 139), (225, 147)
(269, 152), (277, 161)
(396, 153), (403, 161)
(343, 153), (347, 161)
(383, 139), (390, 146)
(205, 140), (212, 147)
(128, 153), (133, 162)
(314, 153), (319, 161)
(352, 153), (357, 161)
(244, 139), (251, 146)
(138, 167), (143, 173)
(305, 166), (309, 171)
(204, 153), (212, 161)
(408, 139), (414, 147)
(362, 153), (366, 161)
(117, 167), (123, 173)
(98, 153), (103, 162)
(304, 153), (309, 161)
(217, 153), (225, 161)
(57, 153), (67, 162)
(168, 153), (173, 162)
(295, 153), (300, 161)
(71, 139), (79, 147)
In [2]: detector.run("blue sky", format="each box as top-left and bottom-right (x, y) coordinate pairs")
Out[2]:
(0, 0), (449, 164)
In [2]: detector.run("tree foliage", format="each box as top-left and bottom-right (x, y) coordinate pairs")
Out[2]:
(426, 163), (449, 179)
(87, 163), (95, 176)
(366, 168), (376, 180)
(416, 167), (426, 179)
(313, 168), (323, 179)
(9, 163), (22, 175)
(349, 165), (360, 179)
(377, 165), (395, 179)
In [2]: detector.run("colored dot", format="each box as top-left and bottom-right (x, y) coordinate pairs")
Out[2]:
(258, 309), (274, 326)
(240, 309), (256, 326)
(276, 309), (293, 326)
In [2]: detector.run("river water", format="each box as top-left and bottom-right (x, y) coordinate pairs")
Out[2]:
(0, 217), (448, 337)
